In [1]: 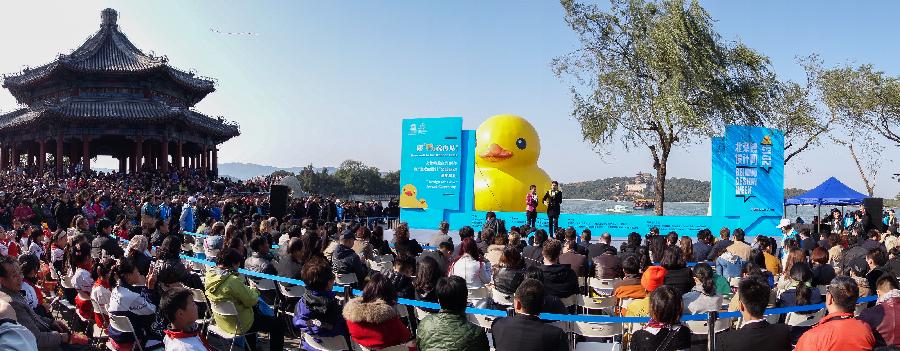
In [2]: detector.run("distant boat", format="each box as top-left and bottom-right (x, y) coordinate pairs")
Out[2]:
(606, 204), (632, 213)
(633, 199), (655, 210)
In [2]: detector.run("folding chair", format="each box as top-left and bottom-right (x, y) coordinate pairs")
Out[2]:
(785, 308), (825, 327)
(684, 317), (734, 334)
(278, 282), (306, 338)
(467, 313), (496, 330)
(302, 333), (350, 351)
(571, 322), (624, 351)
(88, 298), (109, 344)
(189, 288), (211, 334)
(490, 288), (514, 307)
(576, 295), (616, 314)
(335, 273), (358, 286)
(208, 300), (258, 351)
(108, 315), (144, 351)
(249, 278), (278, 307)
(589, 279), (620, 296)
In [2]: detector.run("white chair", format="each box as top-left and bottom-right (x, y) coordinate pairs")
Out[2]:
(576, 295), (616, 314)
(468, 313), (496, 330)
(413, 306), (432, 321)
(467, 286), (489, 301)
(560, 294), (577, 308)
(88, 298), (108, 338)
(108, 315), (144, 351)
(785, 308), (825, 327)
(684, 317), (733, 334)
(336, 273), (358, 286)
(589, 279), (620, 296)
(250, 278), (278, 292)
(208, 300), (258, 351)
(367, 260), (392, 272)
(302, 333), (350, 351)
(490, 288), (514, 306)
(572, 322), (624, 351)
(279, 282), (307, 300)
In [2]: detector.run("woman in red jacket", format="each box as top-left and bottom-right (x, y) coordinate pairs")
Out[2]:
(342, 272), (415, 350)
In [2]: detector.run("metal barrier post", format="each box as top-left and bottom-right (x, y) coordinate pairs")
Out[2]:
(707, 310), (718, 351)
(506, 307), (515, 317)
(342, 285), (352, 305)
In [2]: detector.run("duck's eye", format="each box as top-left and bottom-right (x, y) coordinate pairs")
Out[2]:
(516, 138), (527, 150)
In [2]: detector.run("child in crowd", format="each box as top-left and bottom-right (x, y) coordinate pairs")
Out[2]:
(69, 241), (94, 322)
(160, 288), (211, 351)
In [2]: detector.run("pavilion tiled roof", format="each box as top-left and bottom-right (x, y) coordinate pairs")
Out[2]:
(0, 97), (239, 138)
(2, 8), (215, 99)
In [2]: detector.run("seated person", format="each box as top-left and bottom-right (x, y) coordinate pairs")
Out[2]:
(294, 256), (349, 348)
(630, 285), (691, 351)
(205, 248), (283, 351)
(0, 256), (89, 350)
(160, 288), (211, 351)
(244, 236), (277, 275)
(682, 263), (723, 314)
(342, 273), (413, 349)
(108, 258), (163, 350)
(795, 277), (876, 350)
(90, 258), (116, 329)
(716, 277), (791, 351)
(69, 241), (95, 323)
(381, 255), (415, 299)
(413, 257), (442, 313)
(539, 240), (579, 299)
(492, 247), (526, 296)
(416, 276), (490, 351)
(18, 255), (50, 319)
(491, 279), (567, 351)
(858, 275), (900, 347)
(776, 263), (822, 309)
(624, 265), (666, 317)
(332, 230), (369, 288)
(613, 256), (646, 300)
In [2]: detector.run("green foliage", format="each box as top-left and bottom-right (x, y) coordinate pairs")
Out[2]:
(292, 160), (398, 195)
(553, 0), (779, 214)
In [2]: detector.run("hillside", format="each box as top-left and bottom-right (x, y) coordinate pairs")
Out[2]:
(563, 177), (806, 202)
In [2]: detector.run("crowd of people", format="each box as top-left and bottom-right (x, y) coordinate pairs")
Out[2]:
(0, 166), (898, 350)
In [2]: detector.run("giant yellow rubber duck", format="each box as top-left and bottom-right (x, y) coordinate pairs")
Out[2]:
(474, 114), (552, 212)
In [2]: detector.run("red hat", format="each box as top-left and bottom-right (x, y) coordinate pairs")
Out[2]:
(641, 266), (667, 292)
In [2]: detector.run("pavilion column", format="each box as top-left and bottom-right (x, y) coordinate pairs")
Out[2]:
(38, 140), (46, 173)
(55, 137), (63, 175)
(82, 137), (91, 173)
(27, 146), (34, 167)
(176, 141), (183, 169)
(11, 146), (19, 168)
(134, 138), (143, 173)
(212, 147), (218, 177)
(69, 143), (78, 173)
(200, 145), (208, 172)
(0, 143), (4, 171)
(161, 139), (169, 172)
(119, 157), (126, 173)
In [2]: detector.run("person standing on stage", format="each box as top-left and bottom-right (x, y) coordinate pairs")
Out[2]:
(525, 185), (538, 229)
(542, 181), (562, 235)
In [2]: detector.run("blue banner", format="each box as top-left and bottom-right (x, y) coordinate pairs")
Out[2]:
(399, 117), (463, 211)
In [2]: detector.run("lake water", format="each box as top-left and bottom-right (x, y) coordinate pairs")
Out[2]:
(562, 199), (857, 222)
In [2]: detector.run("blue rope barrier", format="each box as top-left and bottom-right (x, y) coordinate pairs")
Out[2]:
(178, 251), (879, 323)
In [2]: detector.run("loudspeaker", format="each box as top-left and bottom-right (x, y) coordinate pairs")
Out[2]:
(269, 184), (290, 219)
(862, 197), (884, 231)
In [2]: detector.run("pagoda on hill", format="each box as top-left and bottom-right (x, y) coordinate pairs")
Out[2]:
(0, 8), (239, 176)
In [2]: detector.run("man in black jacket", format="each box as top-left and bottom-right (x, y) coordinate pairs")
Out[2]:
(716, 278), (790, 351)
(331, 230), (368, 288)
(539, 239), (579, 299)
(90, 219), (123, 259)
(542, 181), (562, 235)
(491, 279), (567, 351)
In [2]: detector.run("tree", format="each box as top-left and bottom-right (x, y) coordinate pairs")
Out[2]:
(333, 160), (383, 195)
(553, 0), (777, 215)
(814, 63), (900, 196)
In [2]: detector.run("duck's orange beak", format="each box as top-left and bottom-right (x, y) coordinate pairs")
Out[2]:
(404, 190), (413, 196)
(479, 143), (513, 162)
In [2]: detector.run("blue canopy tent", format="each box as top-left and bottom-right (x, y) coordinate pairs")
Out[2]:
(785, 177), (869, 206)
(784, 177), (869, 232)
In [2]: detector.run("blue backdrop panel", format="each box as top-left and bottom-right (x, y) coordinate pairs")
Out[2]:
(401, 119), (784, 238)
(399, 117), (463, 210)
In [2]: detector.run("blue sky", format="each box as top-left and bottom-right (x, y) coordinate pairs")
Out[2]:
(0, 1), (897, 197)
